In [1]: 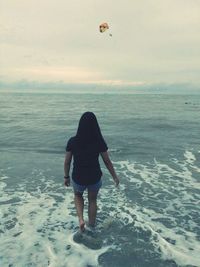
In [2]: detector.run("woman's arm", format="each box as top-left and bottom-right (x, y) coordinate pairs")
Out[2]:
(100, 151), (119, 186)
(64, 151), (72, 186)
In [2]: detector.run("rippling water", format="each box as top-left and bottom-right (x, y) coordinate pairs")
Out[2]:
(0, 92), (200, 267)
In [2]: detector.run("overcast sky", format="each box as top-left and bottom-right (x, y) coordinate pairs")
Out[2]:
(0, 0), (200, 89)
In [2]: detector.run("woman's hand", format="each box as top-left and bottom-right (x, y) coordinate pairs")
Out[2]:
(100, 151), (119, 187)
(114, 176), (119, 187)
(64, 178), (70, 187)
(64, 152), (72, 187)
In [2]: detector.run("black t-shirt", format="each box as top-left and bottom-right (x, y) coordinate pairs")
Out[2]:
(66, 136), (108, 185)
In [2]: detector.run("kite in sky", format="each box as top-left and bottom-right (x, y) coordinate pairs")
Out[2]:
(99, 22), (112, 36)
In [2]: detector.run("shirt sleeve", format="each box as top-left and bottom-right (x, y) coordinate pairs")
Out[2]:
(66, 138), (73, 152)
(99, 139), (108, 152)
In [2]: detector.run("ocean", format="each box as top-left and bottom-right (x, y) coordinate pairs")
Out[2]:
(0, 92), (200, 267)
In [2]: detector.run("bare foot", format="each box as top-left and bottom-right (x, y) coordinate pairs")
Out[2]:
(79, 219), (85, 232)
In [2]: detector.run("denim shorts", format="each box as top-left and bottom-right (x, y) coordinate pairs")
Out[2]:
(72, 179), (102, 193)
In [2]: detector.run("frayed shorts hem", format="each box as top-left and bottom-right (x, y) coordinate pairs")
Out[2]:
(72, 179), (102, 193)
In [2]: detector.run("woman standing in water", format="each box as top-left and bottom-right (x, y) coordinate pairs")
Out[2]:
(64, 112), (119, 232)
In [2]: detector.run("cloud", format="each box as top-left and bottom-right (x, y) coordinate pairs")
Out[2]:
(1, 66), (102, 83)
(0, 79), (199, 96)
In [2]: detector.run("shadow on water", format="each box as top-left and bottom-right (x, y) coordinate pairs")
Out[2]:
(94, 218), (179, 267)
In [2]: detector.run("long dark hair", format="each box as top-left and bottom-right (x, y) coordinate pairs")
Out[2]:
(75, 112), (105, 147)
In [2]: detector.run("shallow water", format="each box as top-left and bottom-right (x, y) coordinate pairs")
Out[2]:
(0, 92), (200, 267)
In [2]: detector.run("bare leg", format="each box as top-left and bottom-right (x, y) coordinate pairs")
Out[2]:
(88, 190), (98, 227)
(74, 192), (85, 232)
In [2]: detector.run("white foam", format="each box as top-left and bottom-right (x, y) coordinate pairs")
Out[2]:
(0, 176), (110, 267)
(184, 151), (200, 174)
(184, 150), (196, 164)
(111, 153), (200, 267)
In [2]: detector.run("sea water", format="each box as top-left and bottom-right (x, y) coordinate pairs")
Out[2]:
(0, 92), (200, 267)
